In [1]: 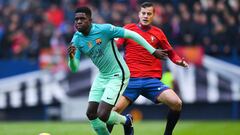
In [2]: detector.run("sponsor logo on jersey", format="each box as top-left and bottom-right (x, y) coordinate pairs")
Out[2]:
(114, 73), (120, 77)
(151, 35), (156, 43)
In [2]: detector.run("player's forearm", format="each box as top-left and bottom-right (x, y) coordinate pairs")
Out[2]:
(68, 58), (80, 73)
(159, 40), (182, 64)
(168, 49), (182, 64)
(124, 29), (156, 54)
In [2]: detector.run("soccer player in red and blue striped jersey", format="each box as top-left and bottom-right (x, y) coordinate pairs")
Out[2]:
(107, 2), (188, 135)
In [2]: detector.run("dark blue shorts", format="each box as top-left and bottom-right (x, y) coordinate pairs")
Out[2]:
(122, 78), (170, 104)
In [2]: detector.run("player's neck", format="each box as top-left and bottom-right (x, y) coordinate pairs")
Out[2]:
(138, 23), (151, 31)
(82, 24), (92, 36)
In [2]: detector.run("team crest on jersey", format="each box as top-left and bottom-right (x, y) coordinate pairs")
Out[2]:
(151, 35), (156, 43)
(95, 38), (102, 45)
(87, 41), (93, 48)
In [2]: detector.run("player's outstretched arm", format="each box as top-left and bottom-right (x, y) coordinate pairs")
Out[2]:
(67, 45), (80, 72)
(175, 58), (189, 68)
(123, 29), (168, 59)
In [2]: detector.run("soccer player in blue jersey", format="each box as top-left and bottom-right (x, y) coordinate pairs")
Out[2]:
(67, 7), (166, 135)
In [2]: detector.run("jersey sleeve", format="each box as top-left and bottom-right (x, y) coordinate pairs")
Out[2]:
(124, 29), (156, 54)
(103, 24), (125, 39)
(68, 33), (81, 72)
(70, 33), (81, 60)
(115, 25), (130, 48)
(156, 30), (182, 64)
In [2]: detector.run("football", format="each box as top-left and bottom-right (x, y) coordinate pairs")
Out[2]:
(39, 133), (51, 135)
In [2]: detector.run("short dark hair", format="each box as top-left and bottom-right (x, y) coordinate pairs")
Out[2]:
(75, 7), (92, 18)
(140, 2), (155, 13)
(141, 2), (154, 8)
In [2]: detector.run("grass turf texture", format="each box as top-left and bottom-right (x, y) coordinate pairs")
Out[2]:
(0, 120), (239, 135)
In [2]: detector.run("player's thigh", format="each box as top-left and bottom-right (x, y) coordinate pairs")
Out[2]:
(157, 89), (182, 110)
(113, 96), (131, 113)
(141, 78), (169, 103)
(102, 77), (129, 106)
(121, 78), (142, 103)
(89, 75), (107, 103)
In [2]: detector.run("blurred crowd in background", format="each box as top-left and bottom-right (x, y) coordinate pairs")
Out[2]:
(0, 0), (239, 65)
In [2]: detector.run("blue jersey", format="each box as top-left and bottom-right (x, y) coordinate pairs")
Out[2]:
(71, 23), (130, 78)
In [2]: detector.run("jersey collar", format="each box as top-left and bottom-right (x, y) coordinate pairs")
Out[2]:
(137, 23), (151, 32)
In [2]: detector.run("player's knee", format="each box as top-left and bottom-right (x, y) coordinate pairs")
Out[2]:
(175, 99), (182, 111)
(113, 106), (121, 113)
(171, 99), (182, 111)
(97, 110), (109, 122)
(86, 110), (97, 120)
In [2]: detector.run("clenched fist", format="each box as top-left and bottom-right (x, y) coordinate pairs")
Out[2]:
(67, 45), (76, 59)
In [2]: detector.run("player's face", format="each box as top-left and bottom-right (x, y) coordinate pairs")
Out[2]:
(139, 7), (154, 26)
(74, 13), (91, 33)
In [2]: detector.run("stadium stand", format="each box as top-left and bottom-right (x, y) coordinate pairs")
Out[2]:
(0, 0), (239, 64)
(0, 0), (239, 120)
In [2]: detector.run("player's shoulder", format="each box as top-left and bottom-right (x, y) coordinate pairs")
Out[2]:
(94, 23), (121, 32)
(151, 25), (164, 33)
(94, 23), (109, 27)
(73, 31), (81, 37)
(94, 23), (114, 29)
(124, 23), (137, 29)
(71, 31), (83, 47)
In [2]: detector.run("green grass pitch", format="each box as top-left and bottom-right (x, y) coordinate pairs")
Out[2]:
(0, 120), (239, 135)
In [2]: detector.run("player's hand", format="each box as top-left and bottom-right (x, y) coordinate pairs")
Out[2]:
(152, 49), (168, 60)
(67, 45), (76, 59)
(176, 58), (189, 68)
